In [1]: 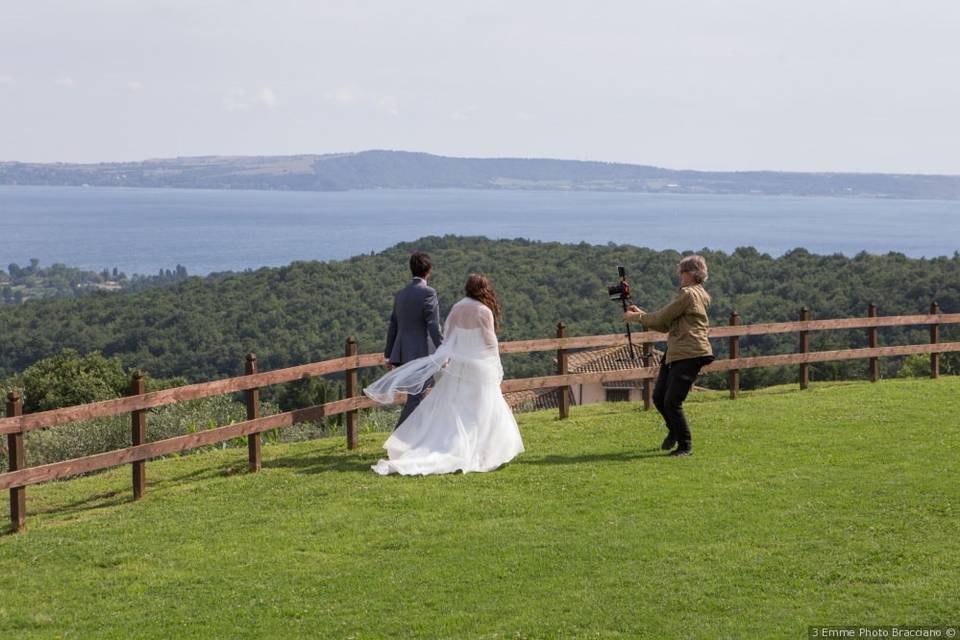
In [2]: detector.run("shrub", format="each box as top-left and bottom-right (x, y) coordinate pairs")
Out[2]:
(18, 349), (128, 413)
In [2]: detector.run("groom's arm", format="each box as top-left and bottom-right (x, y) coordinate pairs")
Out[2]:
(423, 289), (443, 347)
(384, 305), (398, 360)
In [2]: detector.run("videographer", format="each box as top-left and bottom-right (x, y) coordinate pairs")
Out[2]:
(623, 255), (714, 456)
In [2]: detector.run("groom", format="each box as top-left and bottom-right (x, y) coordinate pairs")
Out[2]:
(384, 251), (444, 427)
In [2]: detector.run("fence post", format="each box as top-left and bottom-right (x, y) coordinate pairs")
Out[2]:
(245, 353), (262, 472)
(728, 311), (741, 400)
(930, 301), (940, 379)
(868, 303), (879, 383)
(556, 322), (570, 419)
(345, 337), (359, 450)
(6, 392), (25, 533)
(129, 371), (146, 500)
(799, 306), (810, 390)
(641, 342), (653, 411)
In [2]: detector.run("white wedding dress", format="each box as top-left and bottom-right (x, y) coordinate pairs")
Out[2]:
(364, 297), (524, 476)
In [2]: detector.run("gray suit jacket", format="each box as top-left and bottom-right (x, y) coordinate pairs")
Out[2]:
(384, 278), (443, 365)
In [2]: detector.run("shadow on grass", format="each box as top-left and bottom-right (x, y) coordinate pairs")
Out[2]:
(719, 380), (866, 400)
(14, 446), (374, 527)
(519, 449), (669, 466)
(12, 440), (679, 528)
(265, 451), (373, 474)
(268, 444), (672, 474)
(24, 462), (244, 523)
(29, 490), (128, 517)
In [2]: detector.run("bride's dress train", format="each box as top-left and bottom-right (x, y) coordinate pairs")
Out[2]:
(364, 297), (524, 476)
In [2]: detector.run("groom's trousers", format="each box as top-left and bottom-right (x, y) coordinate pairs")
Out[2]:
(395, 379), (433, 429)
(397, 390), (424, 428)
(652, 352), (713, 448)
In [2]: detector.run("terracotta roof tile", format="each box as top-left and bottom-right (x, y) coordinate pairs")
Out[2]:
(567, 344), (661, 373)
(567, 344), (662, 389)
(504, 388), (561, 412)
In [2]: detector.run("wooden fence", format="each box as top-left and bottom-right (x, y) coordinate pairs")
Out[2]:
(2, 304), (958, 533)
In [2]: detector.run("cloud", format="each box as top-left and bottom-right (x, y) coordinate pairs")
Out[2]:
(450, 105), (479, 121)
(324, 87), (358, 105)
(127, 80), (144, 92)
(55, 76), (75, 88)
(0, 75), (14, 85)
(258, 87), (277, 108)
(222, 87), (279, 112)
(222, 89), (250, 112)
(324, 86), (397, 115)
(377, 95), (399, 117)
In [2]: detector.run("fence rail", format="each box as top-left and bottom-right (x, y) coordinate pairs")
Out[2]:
(3, 306), (958, 532)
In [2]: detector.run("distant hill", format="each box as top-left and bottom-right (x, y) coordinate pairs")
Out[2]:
(2, 150), (960, 199)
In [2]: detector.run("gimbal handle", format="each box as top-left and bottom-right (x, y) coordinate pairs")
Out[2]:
(620, 293), (639, 366)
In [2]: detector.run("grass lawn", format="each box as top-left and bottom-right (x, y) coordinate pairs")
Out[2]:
(1, 378), (958, 638)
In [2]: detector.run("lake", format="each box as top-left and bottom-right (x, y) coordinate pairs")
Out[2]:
(0, 185), (957, 275)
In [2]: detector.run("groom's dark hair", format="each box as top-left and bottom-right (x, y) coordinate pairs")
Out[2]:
(410, 252), (432, 278)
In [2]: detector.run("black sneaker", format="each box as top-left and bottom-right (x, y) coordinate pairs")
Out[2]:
(668, 448), (692, 457)
(660, 436), (677, 451)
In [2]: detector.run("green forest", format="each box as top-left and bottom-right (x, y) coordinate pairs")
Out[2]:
(1, 236), (958, 392)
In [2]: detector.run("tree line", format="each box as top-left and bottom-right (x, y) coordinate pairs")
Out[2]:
(1, 260), (189, 305)
(1, 236), (957, 395)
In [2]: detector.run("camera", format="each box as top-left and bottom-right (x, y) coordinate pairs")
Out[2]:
(607, 266), (631, 301)
(606, 265), (639, 364)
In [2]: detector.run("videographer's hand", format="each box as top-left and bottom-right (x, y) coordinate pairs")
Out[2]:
(623, 305), (645, 323)
(383, 357), (394, 370)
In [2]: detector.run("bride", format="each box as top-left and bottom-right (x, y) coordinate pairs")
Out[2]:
(364, 273), (524, 476)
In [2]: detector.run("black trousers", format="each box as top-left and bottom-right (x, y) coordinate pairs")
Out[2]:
(395, 379), (433, 429)
(396, 389), (424, 428)
(652, 352), (713, 449)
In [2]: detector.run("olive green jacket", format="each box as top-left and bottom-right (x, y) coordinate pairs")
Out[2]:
(640, 284), (713, 364)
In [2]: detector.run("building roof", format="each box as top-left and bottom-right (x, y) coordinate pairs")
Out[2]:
(567, 344), (662, 389)
(504, 388), (561, 413)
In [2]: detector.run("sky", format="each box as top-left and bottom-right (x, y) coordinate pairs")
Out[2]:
(1, 0), (959, 173)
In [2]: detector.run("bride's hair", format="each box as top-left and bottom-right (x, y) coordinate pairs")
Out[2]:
(465, 273), (502, 330)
